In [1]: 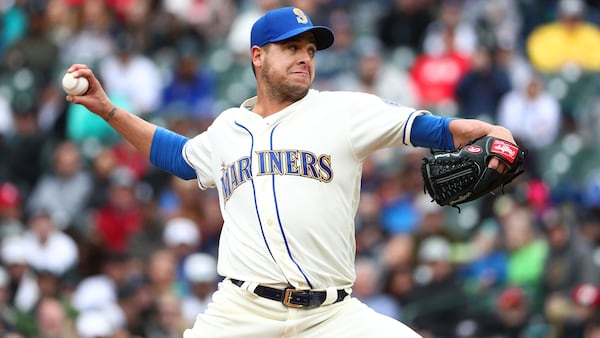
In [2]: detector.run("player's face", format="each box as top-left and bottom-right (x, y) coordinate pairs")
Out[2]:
(260, 32), (317, 102)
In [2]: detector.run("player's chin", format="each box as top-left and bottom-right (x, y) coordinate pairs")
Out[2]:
(288, 76), (312, 88)
(281, 84), (309, 102)
(284, 78), (310, 92)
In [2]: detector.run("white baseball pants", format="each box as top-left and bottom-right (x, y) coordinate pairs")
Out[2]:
(183, 279), (422, 338)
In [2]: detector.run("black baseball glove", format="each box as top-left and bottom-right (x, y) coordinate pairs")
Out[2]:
(421, 136), (526, 208)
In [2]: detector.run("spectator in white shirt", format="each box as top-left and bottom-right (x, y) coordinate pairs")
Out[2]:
(99, 32), (162, 116)
(497, 73), (562, 149)
(21, 210), (78, 277)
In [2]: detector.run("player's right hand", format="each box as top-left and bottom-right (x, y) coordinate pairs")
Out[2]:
(64, 64), (115, 120)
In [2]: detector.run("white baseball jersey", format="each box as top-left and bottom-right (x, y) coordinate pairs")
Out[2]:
(183, 89), (427, 290)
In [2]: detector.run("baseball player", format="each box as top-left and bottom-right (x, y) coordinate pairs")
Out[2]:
(66, 7), (517, 338)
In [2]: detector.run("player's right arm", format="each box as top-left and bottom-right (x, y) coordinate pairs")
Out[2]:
(65, 64), (196, 180)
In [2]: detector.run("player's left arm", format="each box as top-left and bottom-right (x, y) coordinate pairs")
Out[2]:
(411, 115), (517, 172)
(448, 118), (516, 149)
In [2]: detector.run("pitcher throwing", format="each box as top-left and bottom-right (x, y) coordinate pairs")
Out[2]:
(66, 6), (518, 338)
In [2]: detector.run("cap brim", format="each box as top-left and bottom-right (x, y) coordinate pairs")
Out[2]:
(269, 26), (334, 50)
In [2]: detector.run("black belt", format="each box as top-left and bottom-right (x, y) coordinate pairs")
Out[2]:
(230, 279), (348, 308)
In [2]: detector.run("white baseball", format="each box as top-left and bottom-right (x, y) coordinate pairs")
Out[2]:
(62, 71), (89, 96)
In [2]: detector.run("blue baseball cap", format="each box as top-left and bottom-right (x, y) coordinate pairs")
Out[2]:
(250, 7), (335, 50)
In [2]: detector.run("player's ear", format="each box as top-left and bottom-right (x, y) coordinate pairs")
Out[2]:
(251, 46), (263, 69)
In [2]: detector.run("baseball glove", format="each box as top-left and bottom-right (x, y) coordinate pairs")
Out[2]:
(421, 136), (526, 208)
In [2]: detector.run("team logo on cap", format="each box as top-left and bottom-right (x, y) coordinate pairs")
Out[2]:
(293, 8), (308, 24)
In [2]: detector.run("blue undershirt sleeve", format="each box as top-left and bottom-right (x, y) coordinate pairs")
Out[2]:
(410, 115), (456, 151)
(150, 127), (197, 180)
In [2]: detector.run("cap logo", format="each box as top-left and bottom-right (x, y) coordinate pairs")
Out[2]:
(293, 8), (308, 24)
(250, 7), (335, 50)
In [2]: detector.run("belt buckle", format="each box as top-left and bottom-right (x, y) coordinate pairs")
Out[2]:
(282, 288), (305, 308)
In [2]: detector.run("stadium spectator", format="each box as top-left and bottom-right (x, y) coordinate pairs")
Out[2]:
(411, 194), (461, 255)
(1, 95), (49, 199)
(21, 209), (78, 277)
(181, 253), (219, 323)
(1, 9), (59, 88)
(74, 309), (116, 338)
(378, 148), (428, 236)
(98, 32), (162, 116)
(381, 235), (416, 273)
(410, 28), (472, 112)
(1, 236), (39, 315)
(110, 139), (151, 181)
(158, 176), (206, 237)
(459, 219), (508, 295)
(0, 182), (25, 239)
(461, 0), (522, 52)
(159, 38), (217, 131)
(354, 256), (402, 319)
(25, 140), (92, 229)
(70, 250), (131, 329)
(422, 0), (477, 57)
(404, 236), (468, 336)
(497, 72), (562, 149)
(144, 292), (191, 338)
(500, 203), (548, 307)
(92, 166), (143, 253)
(58, 0), (114, 68)
(474, 286), (542, 337)
(376, 0), (434, 54)
(454, 45), (512, 121)
(115, 276), (153, 337)
(145, 249), (180, 298)
(526, 0), (600, 73)
(540, 207), (600, 336)
(334, 37), (418, 107)
(313, 8), (359, 90)
(0, 266), (18, 335)
(226, 0), (282, 62)
(162, 217), (202, 288)
(584, 313), (600, 338)
(34, 297), (77, 338)
(382, 264), (416, 313)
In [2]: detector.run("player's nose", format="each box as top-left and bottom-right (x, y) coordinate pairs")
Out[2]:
(297, 52), (312, 64)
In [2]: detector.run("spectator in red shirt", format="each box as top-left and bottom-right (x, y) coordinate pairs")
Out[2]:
(410, 29), (471, 112)
(93, 166), (143, 253)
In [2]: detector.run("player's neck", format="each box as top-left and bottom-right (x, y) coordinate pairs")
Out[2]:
(252, 97), (296, 118)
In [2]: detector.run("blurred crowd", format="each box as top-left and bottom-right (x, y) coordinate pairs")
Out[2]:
(1, 0), (600, 337)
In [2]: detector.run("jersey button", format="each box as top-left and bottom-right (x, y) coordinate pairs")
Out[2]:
(267, 219), (274, 226)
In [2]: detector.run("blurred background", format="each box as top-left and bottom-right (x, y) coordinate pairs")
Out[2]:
(1, 0), (600, 337)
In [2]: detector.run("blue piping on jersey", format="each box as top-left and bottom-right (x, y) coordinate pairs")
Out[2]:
(234, 121), (276, 263)
(402, 111), (416, 146)
(269, 124), (314, 288)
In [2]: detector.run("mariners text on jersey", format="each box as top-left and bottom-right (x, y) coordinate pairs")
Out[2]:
(221, 149), (333, 202)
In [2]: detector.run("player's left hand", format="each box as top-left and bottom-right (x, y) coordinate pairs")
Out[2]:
(421, 135), (526, 207)
(484, 126), (517, 174)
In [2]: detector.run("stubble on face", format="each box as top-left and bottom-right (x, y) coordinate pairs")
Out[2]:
(260, 53), (310, 104)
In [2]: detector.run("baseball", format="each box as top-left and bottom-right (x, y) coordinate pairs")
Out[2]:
(62, 71), (89, 96)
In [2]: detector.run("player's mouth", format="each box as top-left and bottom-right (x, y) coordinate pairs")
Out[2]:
(289, 70), (311, 84)
(290, 70), (309, 77)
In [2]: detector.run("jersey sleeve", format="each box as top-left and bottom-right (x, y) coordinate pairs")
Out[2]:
(343, 93), (430, 160)
(182, 131), (216, 189)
